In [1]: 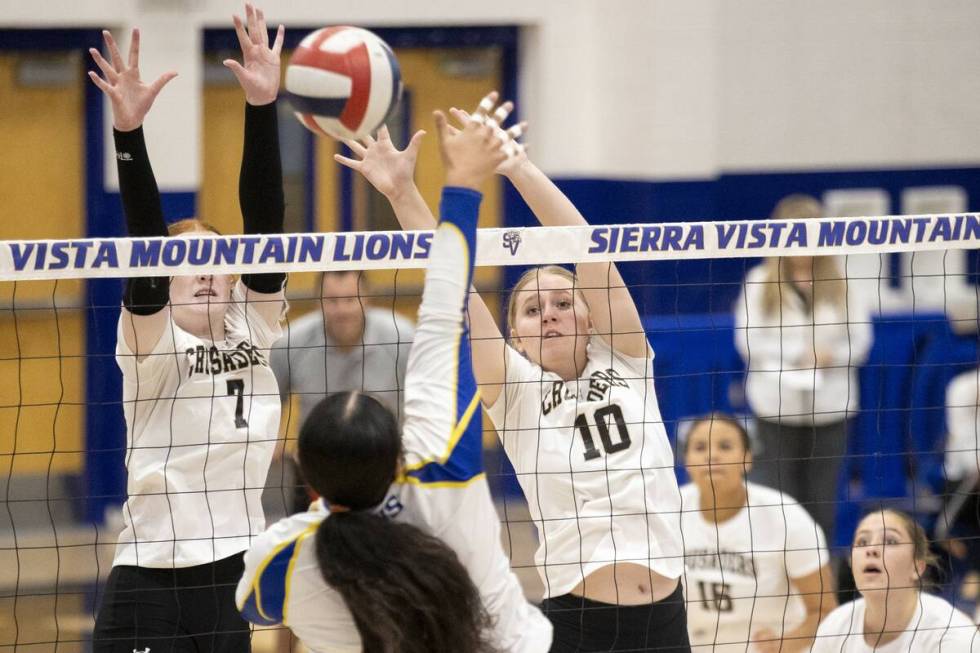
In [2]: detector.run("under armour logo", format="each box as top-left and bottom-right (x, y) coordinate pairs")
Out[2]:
(502, 230), (521, 256)
(116, 152), (133, 161)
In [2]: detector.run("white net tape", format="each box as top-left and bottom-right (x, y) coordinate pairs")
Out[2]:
(2, 212), (979, 280)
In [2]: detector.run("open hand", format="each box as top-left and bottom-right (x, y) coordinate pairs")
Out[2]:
(223, 3), (285, 106)
(334, 125), (426, 200)
(88, 29), (177, 132)
(435, 97), (509, 190)
(452, 91), (528, 177)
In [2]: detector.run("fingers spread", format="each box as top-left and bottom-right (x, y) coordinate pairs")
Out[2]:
(149, 71), (178, 97)
(87, 70), (114, 96)
(246, 4), (259, 44)
(232, 14), (250, 53)
(406, 129), (426, 153)
(256, 8), (269, 46)
(507, 121), (526, 140)
(473, 91), (498, 120)
(492, 100), (513, 125)
(333, 153), (362, 171)
(128, 28), (141, 70)
(89, 48), (118, 83)
(343, 139), (367, 157)
(272, 25), (285, 55)
(104, 30), (125, 71)
(448, 107), (471, 126)
(223, 59), (246, 81)
(433, 110), (450, 138)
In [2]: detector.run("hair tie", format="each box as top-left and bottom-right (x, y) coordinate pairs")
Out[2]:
(328, 503), (351, 514)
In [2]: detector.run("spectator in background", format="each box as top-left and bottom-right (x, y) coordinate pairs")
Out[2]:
(733, 194), (873, 546)
(937, 311), (980, 624)
(269, 270), (414, 513)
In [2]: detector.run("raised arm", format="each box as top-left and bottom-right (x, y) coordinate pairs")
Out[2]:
(334, 123), (511, 406)
(225, 3), (287, 325)
(484, 93), (647, 358)
(399, 110), (506, 476)
(88, 28), (177, 359)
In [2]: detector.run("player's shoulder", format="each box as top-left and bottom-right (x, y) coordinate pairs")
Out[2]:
(918, 592), (975, 628)
(947, 367), (980, 401)
(237, 505), (325, 626)
(745, 482), (818, 528)
(745, 481), (798, 506)
(818, 597), (863, 633)
(243, 507), (324, 575)
(743, 262), (768, 284)
(586, 333), (652, 376)
(678, 482), (700, 505)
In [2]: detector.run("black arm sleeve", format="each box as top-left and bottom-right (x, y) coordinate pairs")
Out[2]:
(239, 101), (287, 294)
(114, 127), (170, 315)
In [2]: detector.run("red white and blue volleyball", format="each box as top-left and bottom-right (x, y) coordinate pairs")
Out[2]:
(285, 27), (402, 141)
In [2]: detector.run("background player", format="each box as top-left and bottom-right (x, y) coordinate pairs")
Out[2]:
(88, 5), (287, 651)
(334, 94), (689, 651)
(679, 413), (835, 652)
(236, 101), (552, 652)
(811, 509), (979, 651)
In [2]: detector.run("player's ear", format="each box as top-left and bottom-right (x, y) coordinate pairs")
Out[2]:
(509, 327), (524, 353)
(742, 449), (753, 475)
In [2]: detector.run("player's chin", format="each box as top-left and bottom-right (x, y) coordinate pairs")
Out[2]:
(540, 338), (574, 360)
(174, 300), (227, 320)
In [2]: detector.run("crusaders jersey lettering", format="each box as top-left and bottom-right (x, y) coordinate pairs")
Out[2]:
(187, 342), (268, 377)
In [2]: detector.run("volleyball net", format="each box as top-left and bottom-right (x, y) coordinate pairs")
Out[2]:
(2, 212), (980, 649)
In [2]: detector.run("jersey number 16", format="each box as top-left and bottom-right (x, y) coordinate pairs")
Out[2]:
(574, 404), (632, 461)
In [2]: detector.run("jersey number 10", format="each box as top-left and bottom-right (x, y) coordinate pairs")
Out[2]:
(574, 404), (632, 461)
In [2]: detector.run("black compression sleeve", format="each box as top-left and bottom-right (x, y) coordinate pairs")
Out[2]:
(114, 127), (170, 315)
(240, 101), (287, 294)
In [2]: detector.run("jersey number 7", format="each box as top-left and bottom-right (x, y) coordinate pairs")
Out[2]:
(227, 379), (248, 429)
(574, 404), (632, 461)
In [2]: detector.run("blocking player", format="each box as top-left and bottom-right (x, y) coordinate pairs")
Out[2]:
(335, 94), (690, 651)
(88, 6), (287, 651)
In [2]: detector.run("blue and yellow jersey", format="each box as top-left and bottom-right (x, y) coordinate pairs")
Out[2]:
(235, 187), (552, 653)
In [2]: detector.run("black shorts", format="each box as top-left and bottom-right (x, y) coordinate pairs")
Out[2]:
(541, 582), (691, 652)
(92, 553), (251, 653)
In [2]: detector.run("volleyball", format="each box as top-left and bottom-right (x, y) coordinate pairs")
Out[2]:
(284, 26), (403, 141)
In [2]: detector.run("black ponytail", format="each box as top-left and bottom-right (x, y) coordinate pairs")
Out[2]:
(299, 392), (497, 653)
(315, 512), (496, 653)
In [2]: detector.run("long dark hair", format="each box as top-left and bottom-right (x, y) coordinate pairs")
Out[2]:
(298, 392), (496, 653)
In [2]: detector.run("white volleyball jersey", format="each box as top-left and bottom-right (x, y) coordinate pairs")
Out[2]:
(486, 336), (684, 598)
(237, 189), (552, 653)
(811, 593), (979, 652)
(679, 482), (828, 651)
(114, 281), (283, 568)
